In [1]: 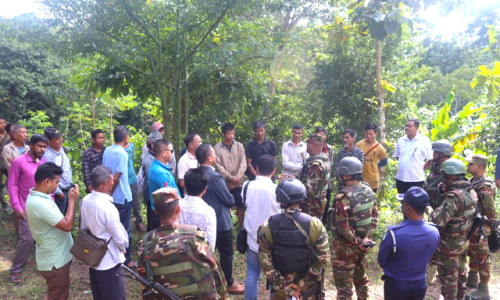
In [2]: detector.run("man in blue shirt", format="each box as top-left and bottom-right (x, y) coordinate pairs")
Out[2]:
(148, 138), (180, 230)
(102, 125), (134, 267)
(378, 187), (440, 300)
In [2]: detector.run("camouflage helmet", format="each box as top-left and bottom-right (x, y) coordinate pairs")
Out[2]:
(276, 178), (306, 205)
(440, 158), (466, 175)
(432, 140), (453, 156)
(338, 157), (363, 175)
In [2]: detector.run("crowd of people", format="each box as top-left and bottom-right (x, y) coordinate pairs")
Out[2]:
(0, 114), (498, 300)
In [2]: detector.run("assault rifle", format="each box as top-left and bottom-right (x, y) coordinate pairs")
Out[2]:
(116, 264), (180, 300)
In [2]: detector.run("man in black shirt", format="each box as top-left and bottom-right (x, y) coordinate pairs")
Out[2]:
(245, 121), (277, 181)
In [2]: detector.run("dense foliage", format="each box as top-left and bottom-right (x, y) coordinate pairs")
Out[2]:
(0, 1), (499, 207)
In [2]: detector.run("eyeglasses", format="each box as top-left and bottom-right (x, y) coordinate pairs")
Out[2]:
(164, 148), (174, 153)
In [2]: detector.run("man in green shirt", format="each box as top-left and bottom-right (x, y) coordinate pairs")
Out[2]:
(26, 162), (79, 300)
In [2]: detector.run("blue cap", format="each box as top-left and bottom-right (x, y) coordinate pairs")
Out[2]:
(397, 187), (429, 209)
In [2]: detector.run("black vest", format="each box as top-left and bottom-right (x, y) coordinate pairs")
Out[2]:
(268, 211), (313, 275)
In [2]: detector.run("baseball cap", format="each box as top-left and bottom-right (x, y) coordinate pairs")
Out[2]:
(44, 127), (63, 140)
(397, 186), (429, 209)
(151, 122), (164, 131)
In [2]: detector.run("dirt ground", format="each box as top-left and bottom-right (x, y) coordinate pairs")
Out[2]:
(1, 209), (499, 299)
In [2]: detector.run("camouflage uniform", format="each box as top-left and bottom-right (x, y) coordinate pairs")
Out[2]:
(258, 208), (330, 300)
(423, 160), (446, 209)
(467, 176), (497, 287)
(330, 182), (378, 300)
(431, 180), (475, 300)
(138, 224), (227, 299)
(299, 153), (331, 219)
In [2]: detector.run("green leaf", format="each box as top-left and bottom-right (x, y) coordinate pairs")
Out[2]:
(368, 22), (387, 41)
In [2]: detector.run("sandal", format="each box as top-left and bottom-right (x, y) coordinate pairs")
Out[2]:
(10, 273), (21, 285)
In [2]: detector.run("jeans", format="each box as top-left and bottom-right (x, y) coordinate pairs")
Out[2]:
(384, 276), (426, 300)
(114, 201), (132, 264)
(245, 249), (261, 300)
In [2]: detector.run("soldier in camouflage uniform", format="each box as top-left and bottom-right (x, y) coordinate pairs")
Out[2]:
(137, 187), (227, 299)
(465, 154), (497, 300)
(299, 134), (331, 219)
(431, 159), (476, 300)
(330, 157), (378, 300)
(314, 126), (335, 224)
(423, 140), (453, 209)
(423, 140), (452, 283)
(258, 178), (330, 300)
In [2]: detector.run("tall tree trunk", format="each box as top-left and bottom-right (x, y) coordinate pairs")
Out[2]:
(376, 40), (387, 198)
(376, 40), (386, 146)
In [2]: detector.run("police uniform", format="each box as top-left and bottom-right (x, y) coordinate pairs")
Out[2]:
(299, 152), (331, 219)
(466, 154), (497, 294)
(431, 179), (475, 300)
(258, 207), (330, 300)
(378, 187), (440, 300)
(330, 182), (378, 299)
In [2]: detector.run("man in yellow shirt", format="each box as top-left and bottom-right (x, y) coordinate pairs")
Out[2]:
(356, 124), (387, 192)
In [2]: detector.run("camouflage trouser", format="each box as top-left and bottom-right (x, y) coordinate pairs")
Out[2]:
(436, 250), (468, 299)
(300, 198), (325, 220)
(467, 233), (490, 285)
(331, 239), (369, 300)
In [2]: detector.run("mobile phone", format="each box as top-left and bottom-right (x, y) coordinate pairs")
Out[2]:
(69, 183), (75, 190)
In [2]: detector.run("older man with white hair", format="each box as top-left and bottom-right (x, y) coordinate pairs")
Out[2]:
(80, 166), (129, 300)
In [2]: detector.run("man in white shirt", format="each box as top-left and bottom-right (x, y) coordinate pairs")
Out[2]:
(177, 132), (202, 192)
(242, 154), (281, 300)
(80, 166), (129, 300)
(281, 124), (307, 178)
(393, 118), (433, 193)
(179, 167), (217, 250)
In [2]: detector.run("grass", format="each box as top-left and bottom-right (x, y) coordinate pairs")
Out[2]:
(1, 204), (499, 299)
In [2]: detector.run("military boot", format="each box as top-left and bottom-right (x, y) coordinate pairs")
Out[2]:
(466, 284), (490, 300)
(466, 272), (479, 289)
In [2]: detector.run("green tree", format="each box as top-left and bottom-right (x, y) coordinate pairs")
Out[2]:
(43, 0), (239, 148)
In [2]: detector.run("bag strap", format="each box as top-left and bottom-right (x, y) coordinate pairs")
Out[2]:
(77, 201), (112, 245)
(283, 213), (311, 248)
(365, 142), (380, 157)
